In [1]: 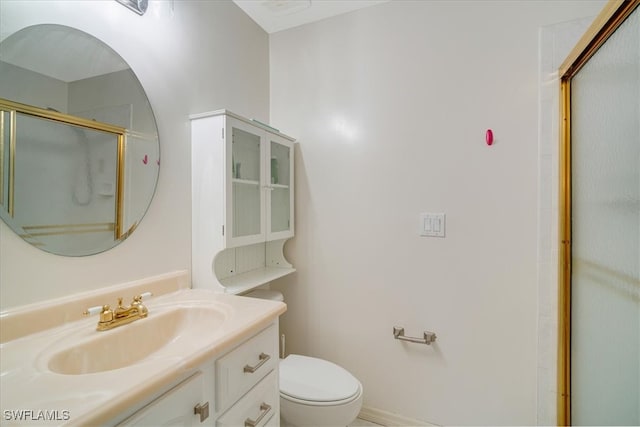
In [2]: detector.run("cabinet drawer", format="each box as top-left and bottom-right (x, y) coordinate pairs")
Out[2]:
(217, 370), (278, 427)
(216, 324), (278, 411)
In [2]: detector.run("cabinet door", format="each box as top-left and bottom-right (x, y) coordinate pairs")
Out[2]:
(226, 118), (265, 247)
(266, 135), (294, 241)
(118, 372), (208, 426)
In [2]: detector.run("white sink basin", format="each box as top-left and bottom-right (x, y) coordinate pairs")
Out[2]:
(47, 306), (227, 375)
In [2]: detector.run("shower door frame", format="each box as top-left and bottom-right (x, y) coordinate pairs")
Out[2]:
(0, 98), (128, 240)
(557, 0), (640, 425)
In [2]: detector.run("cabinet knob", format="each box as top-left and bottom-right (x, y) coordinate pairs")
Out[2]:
(194, 402), (209, 423)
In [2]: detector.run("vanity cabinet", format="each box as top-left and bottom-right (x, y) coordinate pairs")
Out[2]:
(190, 110), (296, 294)
(117, 322), (280, 427)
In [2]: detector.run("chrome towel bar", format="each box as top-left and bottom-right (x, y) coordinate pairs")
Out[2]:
(393, 326), (437, 345)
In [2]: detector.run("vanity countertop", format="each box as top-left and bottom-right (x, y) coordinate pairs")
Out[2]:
(0, 288), (286, 426)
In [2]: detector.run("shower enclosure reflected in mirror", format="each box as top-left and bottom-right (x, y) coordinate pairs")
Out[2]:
(0, 24), (159, 256)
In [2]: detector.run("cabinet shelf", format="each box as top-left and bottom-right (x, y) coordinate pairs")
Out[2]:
(232, 180), (289, 189)
(232, 178), (260, 186)
(270, 183), (289, 189)
(220, 266), (296, 295)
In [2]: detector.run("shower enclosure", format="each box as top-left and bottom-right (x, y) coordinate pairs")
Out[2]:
(558, 1), (639, 425)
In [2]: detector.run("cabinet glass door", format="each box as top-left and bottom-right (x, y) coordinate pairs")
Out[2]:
(267, 138), (293, 238)
(230, 125), (262, 241)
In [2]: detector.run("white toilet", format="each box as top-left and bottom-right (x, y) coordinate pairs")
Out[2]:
(245, 289), (363, 427)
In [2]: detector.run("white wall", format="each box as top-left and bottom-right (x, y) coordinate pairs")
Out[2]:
(0, 0), (270, 309)
(270, 1), (605, 425)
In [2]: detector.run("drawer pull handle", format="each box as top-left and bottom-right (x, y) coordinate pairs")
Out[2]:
(244, 402), (271, 427)
(393, 326), (437, 345)
(243, 352), (270, 373)
(194, 402), (209, 422)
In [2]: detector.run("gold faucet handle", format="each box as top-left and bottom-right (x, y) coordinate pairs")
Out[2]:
(131, 292), (153, 305)
(84, 304), (113, 323)
(99, 305), (114, 323)
(131, 292), (151, 317)
(83, 304), (110, 316)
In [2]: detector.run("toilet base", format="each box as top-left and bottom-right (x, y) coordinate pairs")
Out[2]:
(279, 387), (363, 427)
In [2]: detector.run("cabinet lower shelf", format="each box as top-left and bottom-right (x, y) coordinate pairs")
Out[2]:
(232, 178), (260, 186)
(220, 266), (296, 295)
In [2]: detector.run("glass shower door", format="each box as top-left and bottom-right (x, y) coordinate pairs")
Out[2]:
(569, 5), (639, 425)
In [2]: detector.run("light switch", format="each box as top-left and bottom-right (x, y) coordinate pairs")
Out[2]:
(420, 213), (445, 237)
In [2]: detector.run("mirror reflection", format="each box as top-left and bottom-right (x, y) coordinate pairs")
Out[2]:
(0, 24), (159, 256)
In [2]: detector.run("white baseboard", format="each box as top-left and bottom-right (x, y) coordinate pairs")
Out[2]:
(358, 406), (437, 426)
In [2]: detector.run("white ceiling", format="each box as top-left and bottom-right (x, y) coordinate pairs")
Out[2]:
(232, 0), (390, 34)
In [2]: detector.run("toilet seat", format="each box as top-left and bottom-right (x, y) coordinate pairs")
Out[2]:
(280, 355), (362, 405)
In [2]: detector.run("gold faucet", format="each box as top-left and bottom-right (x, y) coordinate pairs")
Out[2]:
(84, 294), (150, 331)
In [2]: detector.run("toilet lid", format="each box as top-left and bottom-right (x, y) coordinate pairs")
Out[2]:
(280, 355), (360, 402)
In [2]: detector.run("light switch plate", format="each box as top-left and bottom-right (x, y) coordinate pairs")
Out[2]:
(420, 213), (446, 237)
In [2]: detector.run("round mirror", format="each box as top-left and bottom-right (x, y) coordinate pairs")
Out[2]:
(0, 24), (159, 256)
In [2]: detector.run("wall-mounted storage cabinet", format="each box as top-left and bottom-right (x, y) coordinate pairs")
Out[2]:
(190, 110), (295, 294)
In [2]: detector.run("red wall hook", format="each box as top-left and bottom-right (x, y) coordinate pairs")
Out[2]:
(486, 129), (494, 146)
